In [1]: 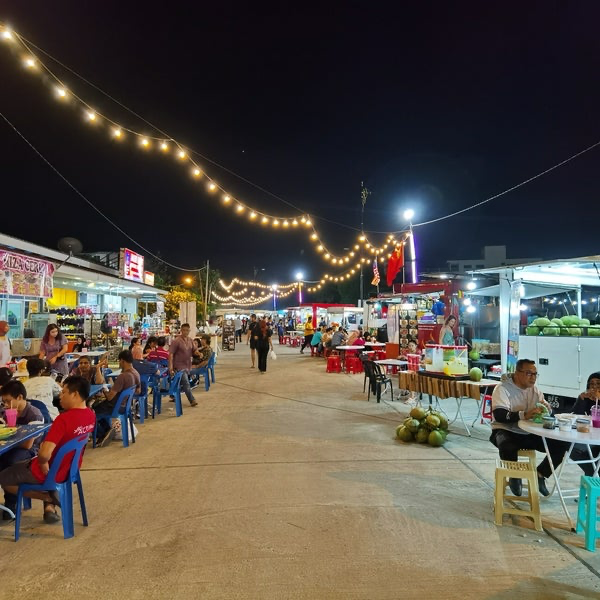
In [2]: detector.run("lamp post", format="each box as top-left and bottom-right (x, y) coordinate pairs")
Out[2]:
(295, 271), (304, 305)
(272, 284), (278, 311)
(403, 209), (417, 283)
(359, 182), (370, 304)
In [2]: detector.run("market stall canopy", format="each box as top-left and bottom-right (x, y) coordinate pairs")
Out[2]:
(471, 256), (600, 289)
(468, 283), (576, 300)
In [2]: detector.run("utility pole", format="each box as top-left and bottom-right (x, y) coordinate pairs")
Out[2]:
(359, 181), (370, 305)
(204, 259), (210, 325)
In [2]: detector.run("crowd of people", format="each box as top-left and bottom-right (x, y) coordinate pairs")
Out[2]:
(0, 322), (214, 527)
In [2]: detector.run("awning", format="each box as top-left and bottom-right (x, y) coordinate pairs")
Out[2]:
(469, 283), (578, 300)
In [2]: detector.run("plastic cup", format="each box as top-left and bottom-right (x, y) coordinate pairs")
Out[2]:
(4, 408), (17, 427)
(591, 405), (600, 428)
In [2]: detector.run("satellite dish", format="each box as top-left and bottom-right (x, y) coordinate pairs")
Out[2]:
(57, 237), (83, 255)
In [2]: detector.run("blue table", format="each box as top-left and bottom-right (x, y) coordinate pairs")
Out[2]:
(88, 384), (106, 398)
(0, 424), (52, 520)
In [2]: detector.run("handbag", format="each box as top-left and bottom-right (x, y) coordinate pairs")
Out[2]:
(270, 349), (277, 360)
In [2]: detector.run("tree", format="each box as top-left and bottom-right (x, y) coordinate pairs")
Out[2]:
(164, 286), (198, 321)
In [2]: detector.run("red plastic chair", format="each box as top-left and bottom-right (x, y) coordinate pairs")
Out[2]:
(345, 356), (363, 374)
(481, 394), (493, 423)
(326, 355), (342, 373)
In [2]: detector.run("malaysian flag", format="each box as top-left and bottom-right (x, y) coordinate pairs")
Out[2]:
(371, 258), (380, 286)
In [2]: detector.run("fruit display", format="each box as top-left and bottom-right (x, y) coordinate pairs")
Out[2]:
(469, 367), (483, 382)
(525, 316), (600, 337)
(395, 406), (449, 447)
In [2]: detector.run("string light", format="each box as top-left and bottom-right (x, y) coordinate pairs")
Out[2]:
(0, 23), (408, 262)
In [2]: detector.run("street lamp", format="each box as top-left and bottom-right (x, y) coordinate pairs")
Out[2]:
(295, 271), (304, 304)
(403, 209), (417, 283)
(272, 284), (278, 311)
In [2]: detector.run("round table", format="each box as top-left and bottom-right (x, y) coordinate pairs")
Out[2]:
(518, 419), (600, 529)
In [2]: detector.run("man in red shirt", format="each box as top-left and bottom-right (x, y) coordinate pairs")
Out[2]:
(0, 375), (96, 524)
(168, 323), (198, 407)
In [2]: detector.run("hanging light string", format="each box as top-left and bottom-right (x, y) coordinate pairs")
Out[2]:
(219, 278), (298, 291)
(0, 24), (398, 259)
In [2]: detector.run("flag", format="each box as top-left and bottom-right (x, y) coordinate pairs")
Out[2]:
(386, 243), (405, 286)
(371, 258), (380, 286)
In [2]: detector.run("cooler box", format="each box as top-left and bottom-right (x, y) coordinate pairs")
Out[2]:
(424, 344), (468, 375)
(407, 354), (421, 372)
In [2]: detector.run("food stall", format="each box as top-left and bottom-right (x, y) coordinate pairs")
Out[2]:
(471, 256), (600, 409)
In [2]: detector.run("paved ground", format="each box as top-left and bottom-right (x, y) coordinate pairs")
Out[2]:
(1, 341), (599, 599)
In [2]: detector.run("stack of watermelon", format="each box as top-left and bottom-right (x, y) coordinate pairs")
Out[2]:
(525, 316), (600, 337)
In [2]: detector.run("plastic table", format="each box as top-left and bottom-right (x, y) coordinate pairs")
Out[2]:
(518, 420), (600, 530)
(0, 424), (51, 520)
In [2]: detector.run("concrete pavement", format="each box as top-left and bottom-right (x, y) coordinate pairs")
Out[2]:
(1, 340), (599, 599)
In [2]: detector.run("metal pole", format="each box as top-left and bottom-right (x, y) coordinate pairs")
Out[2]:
(205, 260), (210, 325)
(360, 182), (370, 304)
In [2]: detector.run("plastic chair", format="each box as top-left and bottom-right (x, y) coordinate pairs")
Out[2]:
(364, 361), (393, 403)
(576, 476), (600, 551)
(29, 399), (53, 424)
(345, 355), (363, 374)
(92, 386), (136, 448)
(326, 355), (342, 373)
(134, 374), (152, 424)
(481, 394), (493, 423)
(15, 434), (89, 541)
(152, 371), (184, 418)
(494, 458), (542, 532)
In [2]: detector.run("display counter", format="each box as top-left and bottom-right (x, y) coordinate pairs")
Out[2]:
(10, 338), (42, 357)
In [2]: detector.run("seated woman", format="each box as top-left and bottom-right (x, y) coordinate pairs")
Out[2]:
(570, 371), (600, 475)
(310, 327), (323, 355)
(72, 336), (86, 353)
(190, 335), (213, 386)
(71, 355), (106, 406)
(142, 336), (158, 359)
(130, 337), (143, 361)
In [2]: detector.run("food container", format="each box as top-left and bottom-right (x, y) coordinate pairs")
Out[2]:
(576, 418), (591, 433)
(557, 418), (572, 432)
(542, 416), (556, 429)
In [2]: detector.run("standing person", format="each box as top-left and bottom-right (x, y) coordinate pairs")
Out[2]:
(246, 314), (259, 368)
(234, 316), (243, 343)
(489, 359), (568, 497)
(39, 324), (69, 378)
(253, 318), (274, 374)
(168, 323), (198, 408)
(439, 315), (457, 345)
(0, 320), (10, 367)
(300, 316), (315, 354)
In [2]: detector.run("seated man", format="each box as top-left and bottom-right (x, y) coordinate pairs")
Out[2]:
(490, 359), (569, 497)
(0, 376), (95, 524)
(190, 335), (213, 386)
(24, 357), (61, 420)
(92, 350), (140, 447)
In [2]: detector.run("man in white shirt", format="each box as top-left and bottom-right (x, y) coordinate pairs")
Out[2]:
(234, 317), (242, 343)
(490, 359), (569, 497)
(24, 358), (60, 420)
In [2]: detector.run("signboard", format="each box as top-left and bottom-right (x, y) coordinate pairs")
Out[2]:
(222, 319), (236, 351)
(119, 248), (144, 283)
(0, 250), (54, 297)
(144, 271), (155, 286)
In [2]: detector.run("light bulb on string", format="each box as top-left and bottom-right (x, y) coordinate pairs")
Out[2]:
(160, 142), (169, 152)
(140, 138), (150, 148)
(86, 111), (97, 122)
(55, 86), (67, 99)
(23, 57), (35, 69)
(2, 30), (13, 40)
(208, 183), (216, 191)
(112, 128), (123, 138)
(178, 150), (186, 160)
(192, 168), (201, 177)
(222, 195), (231, 203)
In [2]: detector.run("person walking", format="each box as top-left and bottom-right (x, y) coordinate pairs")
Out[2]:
(168, 323), (198, 407)
(234, 316), (243, 343)
(246, 314), (259, 368)
(300, 316), (314, 354)
(254, 318), (274, 374)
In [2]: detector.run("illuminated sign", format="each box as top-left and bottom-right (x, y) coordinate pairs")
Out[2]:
(144, 271), (155, 286)
(119, 248), (144, 284)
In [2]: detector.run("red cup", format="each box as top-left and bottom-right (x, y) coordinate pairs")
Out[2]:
(591, 405), (600, 428)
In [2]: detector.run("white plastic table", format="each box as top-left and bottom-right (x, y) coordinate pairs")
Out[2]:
(375, 359), (408, 367)
(364, 342), (385, 347)
(518, 420), (600, 530)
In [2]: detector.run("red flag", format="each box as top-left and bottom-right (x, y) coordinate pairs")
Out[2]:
(386, 244), (405, 286)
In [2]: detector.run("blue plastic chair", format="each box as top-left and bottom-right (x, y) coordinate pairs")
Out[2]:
(29, 399), (53, 424)
(152, 371), (184, 418)
(134, 374), (152, 424)
(15, 434), (89, 541)
(92, 386), (136, 448)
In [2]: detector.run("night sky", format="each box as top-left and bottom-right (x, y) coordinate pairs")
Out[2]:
(1, 2), (599, 289)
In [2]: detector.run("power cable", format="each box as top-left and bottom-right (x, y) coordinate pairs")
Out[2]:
(0, 110), (206, 271)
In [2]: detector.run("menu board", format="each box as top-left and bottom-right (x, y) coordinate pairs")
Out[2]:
(222, 319), (236, 351)
(0, 250), (54, 297)
(120, 248), (145, 283)
(398, 302), (418, 357)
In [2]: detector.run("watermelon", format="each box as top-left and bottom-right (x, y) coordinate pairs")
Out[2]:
(468, 350), (480, 360)
(525, 326), (540, 336)
(568, 327), (582, 336)
(533, 317), (551, 327)
(588, 325), (600, 337)
(543, 324), (560, 336)
(469, 367), (483, 382)
(580, 318), (591, 326)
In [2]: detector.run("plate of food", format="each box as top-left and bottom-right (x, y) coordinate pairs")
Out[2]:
(0, 427), (18, 440)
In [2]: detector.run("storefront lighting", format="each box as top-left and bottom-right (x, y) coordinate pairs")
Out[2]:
(466, 305), (476, 314)
(519, 304), (528, 311)
(466, 280), (476, 290)
(463, 298), (472, 306)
